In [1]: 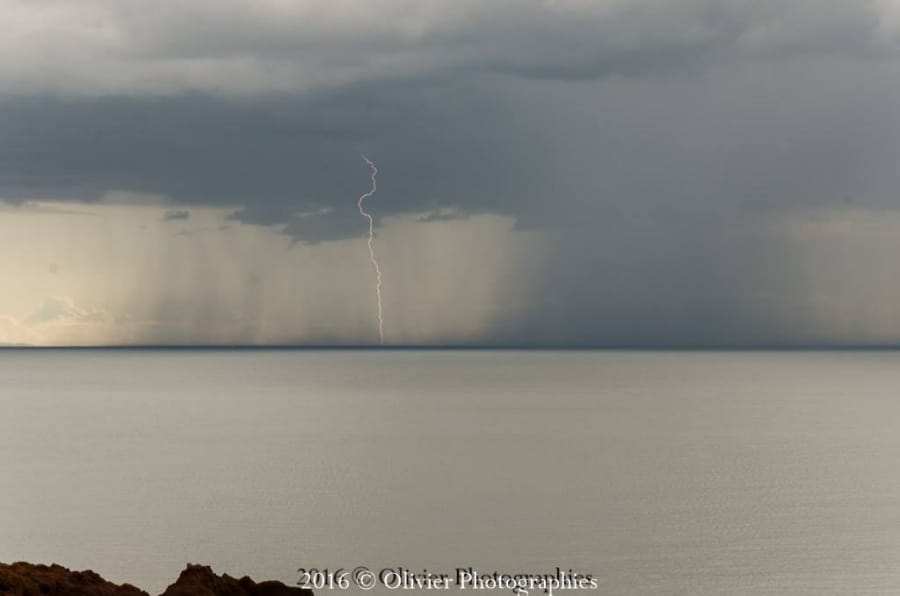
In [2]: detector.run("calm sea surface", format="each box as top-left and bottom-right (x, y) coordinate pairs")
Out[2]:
(1, 351), (899, 595)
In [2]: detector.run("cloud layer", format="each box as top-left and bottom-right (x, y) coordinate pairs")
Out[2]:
(1, 1), (899, 95)
(3, 0), (900, 344)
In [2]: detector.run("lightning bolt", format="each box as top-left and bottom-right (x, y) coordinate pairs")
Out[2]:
(358, 154), (385, 344)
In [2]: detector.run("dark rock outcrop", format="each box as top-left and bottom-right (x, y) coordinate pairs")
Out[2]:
(160, 564), (312, 596)
(0, 562), (311, 596)
(0, 562), (147, 595)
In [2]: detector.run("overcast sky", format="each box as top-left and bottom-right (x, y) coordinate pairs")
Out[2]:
(2, 0), (900, 346)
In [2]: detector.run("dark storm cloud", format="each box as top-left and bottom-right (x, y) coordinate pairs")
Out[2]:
(3, 0), (900, 344)
(1, 1), (895, 231)
(0, 80), (553, 243)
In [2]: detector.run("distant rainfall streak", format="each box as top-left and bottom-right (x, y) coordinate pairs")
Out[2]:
(358, 154), (385, 344)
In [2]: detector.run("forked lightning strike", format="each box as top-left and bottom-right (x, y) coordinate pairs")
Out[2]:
(358, 154), (385, 344)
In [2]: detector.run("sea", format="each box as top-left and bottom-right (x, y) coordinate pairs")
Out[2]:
(1, 350), (899, 595)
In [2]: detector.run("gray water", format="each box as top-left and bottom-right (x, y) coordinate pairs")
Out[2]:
(1, 351), (899, 595)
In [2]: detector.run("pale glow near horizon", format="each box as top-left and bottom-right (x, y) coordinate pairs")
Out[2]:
(0, 200), (545, 346)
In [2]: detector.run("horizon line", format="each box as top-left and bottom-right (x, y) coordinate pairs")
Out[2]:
(3, 344), (900, 351)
